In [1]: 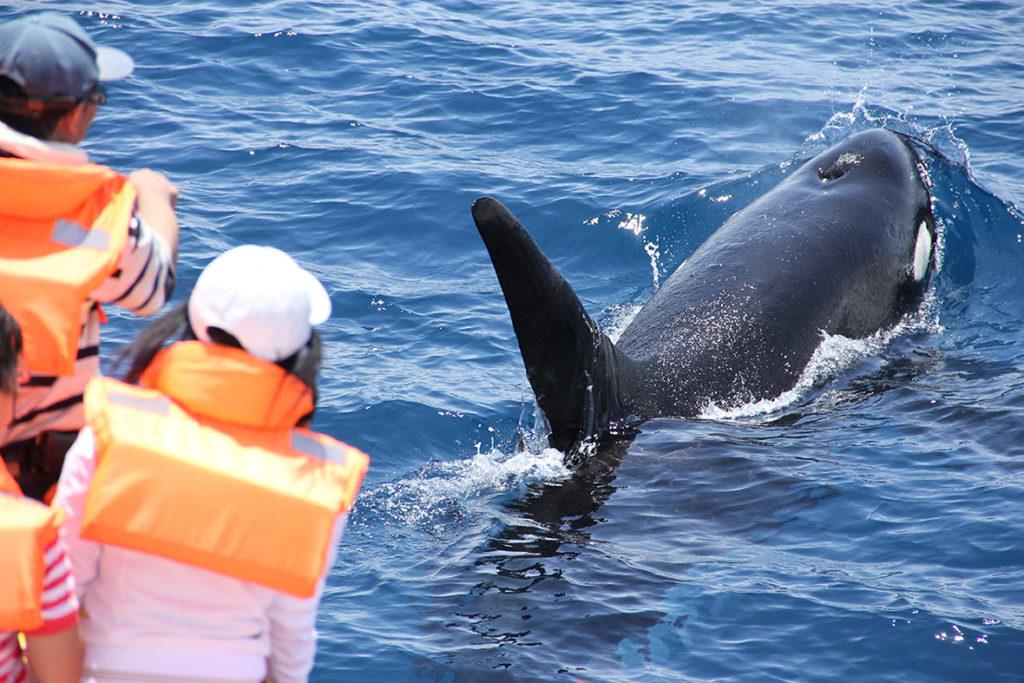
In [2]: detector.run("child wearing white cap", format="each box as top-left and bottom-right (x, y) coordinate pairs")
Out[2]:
(0, 12), (180, 501)
(52, 246), (369, 683)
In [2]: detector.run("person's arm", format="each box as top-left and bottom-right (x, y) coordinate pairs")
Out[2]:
(22, 534), (83, 683)
(128, 168), (179, 261)
(264, 514), (348, 682)
(91, 188), (177, 317)
(24, 625), (83, 683)
(51, 428), (104, 600)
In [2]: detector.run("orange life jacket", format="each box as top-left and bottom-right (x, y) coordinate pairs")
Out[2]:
(80, 341), (370, 598)
(0, 158), (135, 376)
(0, 487), (58, 631)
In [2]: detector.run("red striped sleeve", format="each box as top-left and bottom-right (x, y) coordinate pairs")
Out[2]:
(0, 631), (27, 683)
(22, 537), (79, 637)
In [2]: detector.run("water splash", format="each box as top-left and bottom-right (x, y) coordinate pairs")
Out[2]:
(359, 443), (569, 530)
(603, 303), (642, 343)
(603, 209), (665, 287)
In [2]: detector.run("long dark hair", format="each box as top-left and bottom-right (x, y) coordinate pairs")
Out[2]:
(118, 303), (322, 423)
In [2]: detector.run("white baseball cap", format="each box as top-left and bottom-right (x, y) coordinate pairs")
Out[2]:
(188, 245), (332, 362)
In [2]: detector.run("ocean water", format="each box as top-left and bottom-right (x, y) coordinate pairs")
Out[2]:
(5, 1), (1023, 680)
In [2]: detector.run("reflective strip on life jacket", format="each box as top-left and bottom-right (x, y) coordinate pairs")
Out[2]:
(81, 376), (369, 598)
(0, 158), (135, 376)
(0, 492), (58, 631)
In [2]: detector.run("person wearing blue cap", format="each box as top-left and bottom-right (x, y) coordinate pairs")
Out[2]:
(0, 13), (180, 502)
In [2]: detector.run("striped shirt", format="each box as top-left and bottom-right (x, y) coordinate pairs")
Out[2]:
(1, 213), (175, 446)
(0, 535), (79, 683)
(0, 122), (177, 447)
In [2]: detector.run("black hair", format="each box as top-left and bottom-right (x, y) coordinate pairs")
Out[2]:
(118, 303), (322, 425)
(0, 303), (23, 394)
(0, 77), (73, 140)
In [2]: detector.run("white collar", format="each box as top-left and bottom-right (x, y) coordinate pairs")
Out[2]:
(0, 121), (89, 165)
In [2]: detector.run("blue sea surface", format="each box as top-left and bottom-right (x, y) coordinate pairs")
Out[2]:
(6, 1), (1023, 680)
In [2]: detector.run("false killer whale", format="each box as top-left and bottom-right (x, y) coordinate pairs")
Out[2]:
(473, 128), (936, 456)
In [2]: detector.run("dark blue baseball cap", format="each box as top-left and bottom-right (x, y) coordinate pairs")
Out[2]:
(0, 13), (134, 103)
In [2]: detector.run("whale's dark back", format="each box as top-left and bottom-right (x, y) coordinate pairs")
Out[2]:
(617, 128), (935, 418)
(474, 128), (935, 456)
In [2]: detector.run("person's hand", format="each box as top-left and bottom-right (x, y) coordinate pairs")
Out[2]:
(129, 168), (180, 261)
(129, 168), (179, 207)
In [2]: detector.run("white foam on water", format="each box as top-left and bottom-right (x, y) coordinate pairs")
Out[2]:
(603, 303), (642, 343)
(364, 442), (569, 529)
(700, 295), (942, 422)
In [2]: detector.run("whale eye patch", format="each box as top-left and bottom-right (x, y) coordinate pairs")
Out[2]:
(818, 152), (863, 182)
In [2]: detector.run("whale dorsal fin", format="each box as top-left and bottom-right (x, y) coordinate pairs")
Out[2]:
(472, 197), (635, 454)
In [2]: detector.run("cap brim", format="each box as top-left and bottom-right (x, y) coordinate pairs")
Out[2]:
(96, 45), (134, 81)
(299, 269), (332, 325)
